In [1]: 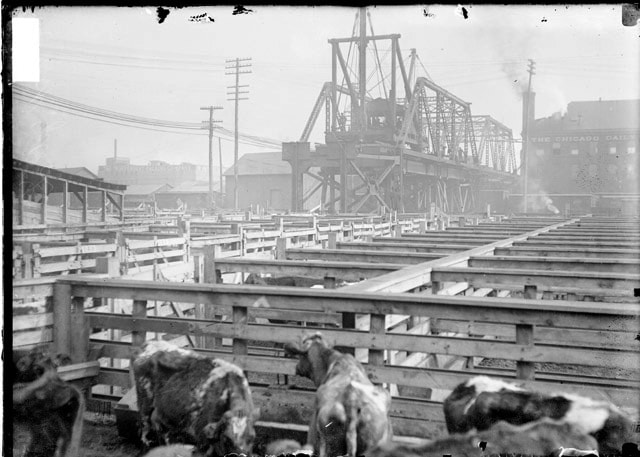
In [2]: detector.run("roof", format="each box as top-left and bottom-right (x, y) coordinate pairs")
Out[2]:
(124, 183), (173, 195)
(156, 180), (221, 193)
(533, 99), (640, 133)
(223, 151), (291, 176)
(14, 159), (126, 192)
(56, 167), (101, 180)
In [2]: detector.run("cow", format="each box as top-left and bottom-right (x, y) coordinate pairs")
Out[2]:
(284, 333), (393, 457)
(142, 444), (197, 457)
(443, 376), (635, 454)
(244, 273), (322, 288)
(13, 358), (85, 457)
(13, 347), (72, 383)
(132, 340), (259, 457)
(369, 419), (598, 457)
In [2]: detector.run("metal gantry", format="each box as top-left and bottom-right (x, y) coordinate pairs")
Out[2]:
(283, 8), (518, 215)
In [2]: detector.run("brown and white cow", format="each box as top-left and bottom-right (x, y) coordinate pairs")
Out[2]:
(443, 376), (635, 454)
(284, 333), (393, 457)
(13, 352), (85, 457)
(132, 341), (259, 457)
(369, 419), (598, 457)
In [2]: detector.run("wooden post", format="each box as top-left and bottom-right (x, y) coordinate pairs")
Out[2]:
(436, 218), (445, 231)
(431, 281), (441, 295)
(40, 175), (48, 224)
(276, 237), (287, 260)
(70, 296), (89, 363)
(62, 180), (68, 225)
(203, 244), (223, 348)
(369, 314), (386, 371)
(101, 190), (107, 222)
(459, 216), (466, 227)
(53, 282), (72, 356)
(116, 231), (127, 276)
(152, 235), (158, 280)
(132, 300), (148, 357)
(82, 185), (88, 223)
(21, 242), (33, 279)
(429, 202), (436, 222)
(327, 232), (337, 250)
(232, 306), (249, 358)
(418, 220), (426, 234)
(517, 285), (537, 380)
(17, 169), (24, 225)
(324, 276), (336, 289)
(394, 221), (402, 237)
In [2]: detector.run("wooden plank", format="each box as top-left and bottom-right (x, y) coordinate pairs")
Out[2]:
(431, 267), (640, 292)
(65, 279), (640, 331)
(53, 282), (72, 356)
(286, 248), (440, 264)
(345, 218), (581, 294)
(469, 255), (640, 274)
(14, 328), (53, 347)
(13, 312), (54, 330)
(213, 258), (404, 280)
(38, 258), (98, 274)
(85, 315), (638, 369)
(431, 319), (638, 350)
(337, 241), (474, 254)
(126, 249), (185, 263)
(516, 240), (640, 249)
(37, 243), (117, 257)
(494, 246), (640, 259)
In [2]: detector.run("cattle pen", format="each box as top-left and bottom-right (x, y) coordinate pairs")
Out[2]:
(11, 212), (640, 452)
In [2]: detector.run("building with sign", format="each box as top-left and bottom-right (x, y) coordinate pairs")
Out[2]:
(524, 99), (639, 215)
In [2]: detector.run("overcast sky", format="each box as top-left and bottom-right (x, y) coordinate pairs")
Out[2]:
(12, 5), (639, 175)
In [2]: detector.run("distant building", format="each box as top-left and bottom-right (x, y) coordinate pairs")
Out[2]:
(124, 183), (173, 209)
(98, 157), (199, 186)
(57, 167), (102, 181)
(154, 181), (222, 210)
(525, 99), (639, 214)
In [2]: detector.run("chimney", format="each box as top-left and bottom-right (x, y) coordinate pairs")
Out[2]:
(114, 139), (118, 159)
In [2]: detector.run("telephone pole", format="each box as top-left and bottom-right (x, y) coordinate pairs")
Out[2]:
(200, 106), (223, 208)
(522, 58), (536, 213)
(225, 57), (252, 210)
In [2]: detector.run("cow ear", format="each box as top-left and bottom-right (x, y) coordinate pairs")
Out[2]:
(284, 343), (305, 358)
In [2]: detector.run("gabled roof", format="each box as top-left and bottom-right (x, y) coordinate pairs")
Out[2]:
(157, 181), (221, 193)
(223, 151), (291, 176)
(56, 167), (101, 180)
(124, 183), (173, 195)
(533, 99), (640, 133)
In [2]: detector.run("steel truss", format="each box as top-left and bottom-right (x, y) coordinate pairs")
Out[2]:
(283, 9), (518, 215)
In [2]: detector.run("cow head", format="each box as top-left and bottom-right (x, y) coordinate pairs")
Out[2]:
(13, 348), (72, 383)
(202, 408), (259, 457)
(284, 333), (337, 387)
(244, 273), (266, 285)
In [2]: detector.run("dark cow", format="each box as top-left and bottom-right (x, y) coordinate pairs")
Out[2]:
(244, 273), (322, 288)
(13, 357), (85, 457)
(369, 419), (598, 457)
(443, 376), (635, 454)
(284, 333), (393, 457)
(132, 340), (259, 457)
(13, 347), (72, 383)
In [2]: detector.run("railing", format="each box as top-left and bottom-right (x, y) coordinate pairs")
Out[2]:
(52, 278), (640, 438)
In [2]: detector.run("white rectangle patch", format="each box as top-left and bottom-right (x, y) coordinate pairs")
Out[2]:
(12, 18), (40, 82)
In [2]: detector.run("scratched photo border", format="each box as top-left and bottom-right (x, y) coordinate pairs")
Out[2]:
(3, 3), (640, 457)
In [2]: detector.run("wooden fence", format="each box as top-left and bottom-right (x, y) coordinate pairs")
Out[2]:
(51, 278), (639, 439)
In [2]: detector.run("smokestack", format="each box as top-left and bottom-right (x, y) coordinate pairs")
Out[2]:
(114, 139), (118, 159)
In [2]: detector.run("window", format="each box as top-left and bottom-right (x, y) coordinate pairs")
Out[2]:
(609, 146), (617, 154)
(628, 146), (637, 154)
(535, 149), (545, 157)
(570, 149), (579, 155)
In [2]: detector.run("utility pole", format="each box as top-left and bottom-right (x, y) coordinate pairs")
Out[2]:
(200, 106), (223, 208)
(218, 136), (223, 201)
(522, 58), (536, 214)
(225, 57), (252, 210)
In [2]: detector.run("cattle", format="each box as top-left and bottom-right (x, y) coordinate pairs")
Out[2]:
(142, 444), (197, 457)
(284, 333), (393, 457)
(244, 273), (322, 288)
(13, 347), (72, 383)
(369, 419), (598, 457)
(443, 376), (635, 454)
(13, 357), (85, 457)
(132, 340), (259, 457)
